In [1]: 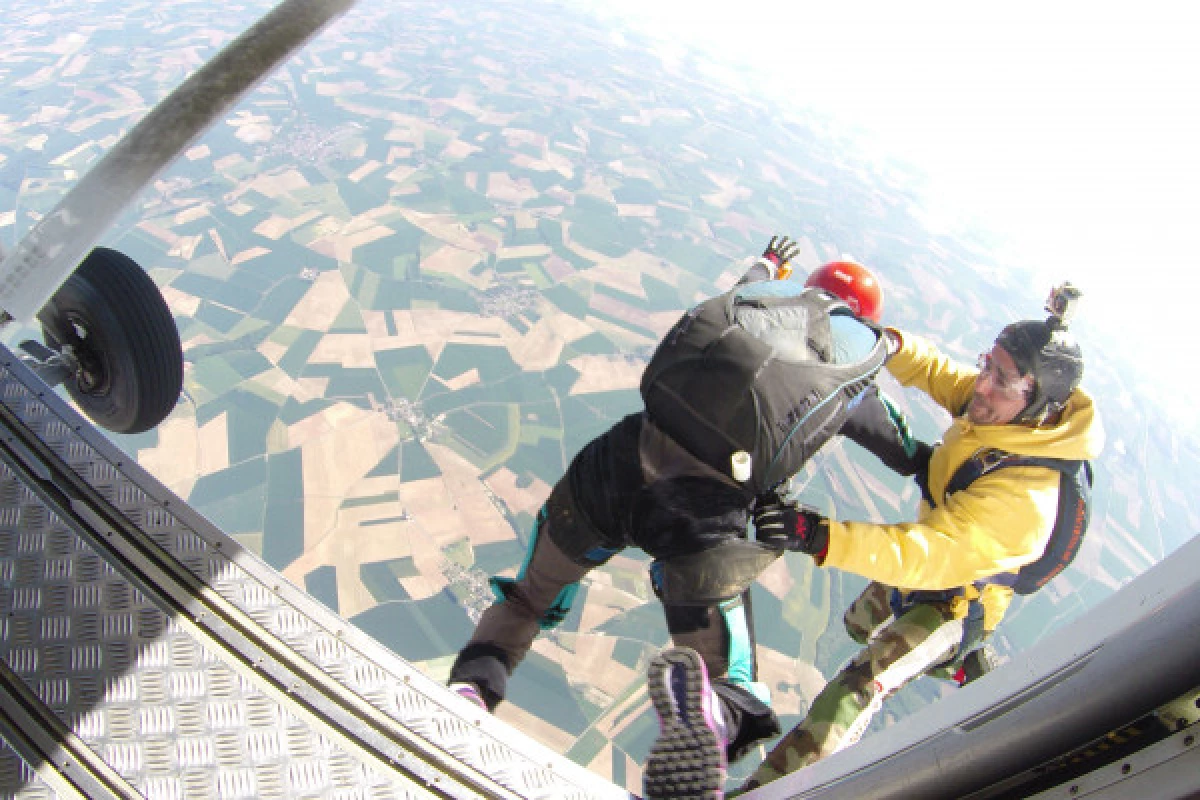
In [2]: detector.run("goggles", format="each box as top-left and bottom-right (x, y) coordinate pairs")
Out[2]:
(976, 353), (1033, 398)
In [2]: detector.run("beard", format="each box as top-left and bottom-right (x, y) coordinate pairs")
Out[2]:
(967, 393), (992, 424)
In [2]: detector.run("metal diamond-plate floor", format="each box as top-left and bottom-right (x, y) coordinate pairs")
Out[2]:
(0, 344), (630, 800)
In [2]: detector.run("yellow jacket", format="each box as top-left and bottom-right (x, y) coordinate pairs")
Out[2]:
(823, 329), (1105, 631)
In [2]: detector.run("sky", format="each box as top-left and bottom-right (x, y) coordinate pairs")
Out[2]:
(574, 0), (1200, 418)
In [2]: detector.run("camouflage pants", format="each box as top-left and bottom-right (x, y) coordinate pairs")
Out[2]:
(742, 581), (963, 788)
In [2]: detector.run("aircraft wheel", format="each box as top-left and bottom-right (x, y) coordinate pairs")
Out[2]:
(37, 247), (183, 434)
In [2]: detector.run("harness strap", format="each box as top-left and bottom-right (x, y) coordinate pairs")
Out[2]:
(915, 449), (1090, 597)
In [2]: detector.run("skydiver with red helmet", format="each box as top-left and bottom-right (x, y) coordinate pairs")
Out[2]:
(446, 235), (928, 800)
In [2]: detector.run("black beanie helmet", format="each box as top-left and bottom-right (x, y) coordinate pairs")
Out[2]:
(994, 316), (1083, 422)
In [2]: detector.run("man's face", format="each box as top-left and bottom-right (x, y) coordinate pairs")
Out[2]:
(968, 345), (1033, 425)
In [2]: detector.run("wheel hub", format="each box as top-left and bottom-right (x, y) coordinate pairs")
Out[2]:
(60, 319), (109, 395)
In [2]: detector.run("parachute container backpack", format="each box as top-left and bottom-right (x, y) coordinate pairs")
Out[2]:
(918, 449), (1094, 594)
(640, 283), (888, 497)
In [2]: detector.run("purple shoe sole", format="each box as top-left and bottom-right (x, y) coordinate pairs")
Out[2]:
(450, 682), (488, 712)
(644, 647), (726, 800)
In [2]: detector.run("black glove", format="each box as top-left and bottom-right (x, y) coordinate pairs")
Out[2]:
(761, 235), (800, 278)
(753, 495), (829, 556)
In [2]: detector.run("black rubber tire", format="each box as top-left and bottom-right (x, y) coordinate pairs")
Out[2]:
(37, 247), (184, 434)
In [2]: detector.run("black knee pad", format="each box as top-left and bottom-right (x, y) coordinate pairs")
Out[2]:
(542, 478), (622, 567)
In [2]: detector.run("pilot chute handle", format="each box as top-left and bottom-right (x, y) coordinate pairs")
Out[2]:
(731, 451), (752, 482)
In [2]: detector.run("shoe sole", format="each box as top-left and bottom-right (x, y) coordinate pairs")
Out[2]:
(449, 683), (488, 712)
(644, 647), (725, 799)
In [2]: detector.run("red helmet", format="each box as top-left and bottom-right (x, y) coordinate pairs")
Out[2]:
(805, 260), (883, 322)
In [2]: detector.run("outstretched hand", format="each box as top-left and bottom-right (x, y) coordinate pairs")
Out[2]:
(762, 235), (801, 279)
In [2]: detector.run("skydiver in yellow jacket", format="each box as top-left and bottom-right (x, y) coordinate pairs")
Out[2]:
(826, 322), (1103, 627)
(731, 289), (1105, 790)
(645, 287), (1105, 796)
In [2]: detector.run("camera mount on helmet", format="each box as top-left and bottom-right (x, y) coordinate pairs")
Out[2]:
(1045, 282), (1082, 330)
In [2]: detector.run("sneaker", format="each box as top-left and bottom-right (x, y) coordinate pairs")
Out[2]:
(644, 647), (727, 800)
(450, 681), (488, 711)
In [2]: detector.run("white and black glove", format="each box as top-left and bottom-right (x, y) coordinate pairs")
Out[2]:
(760, 235), (801, 279)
